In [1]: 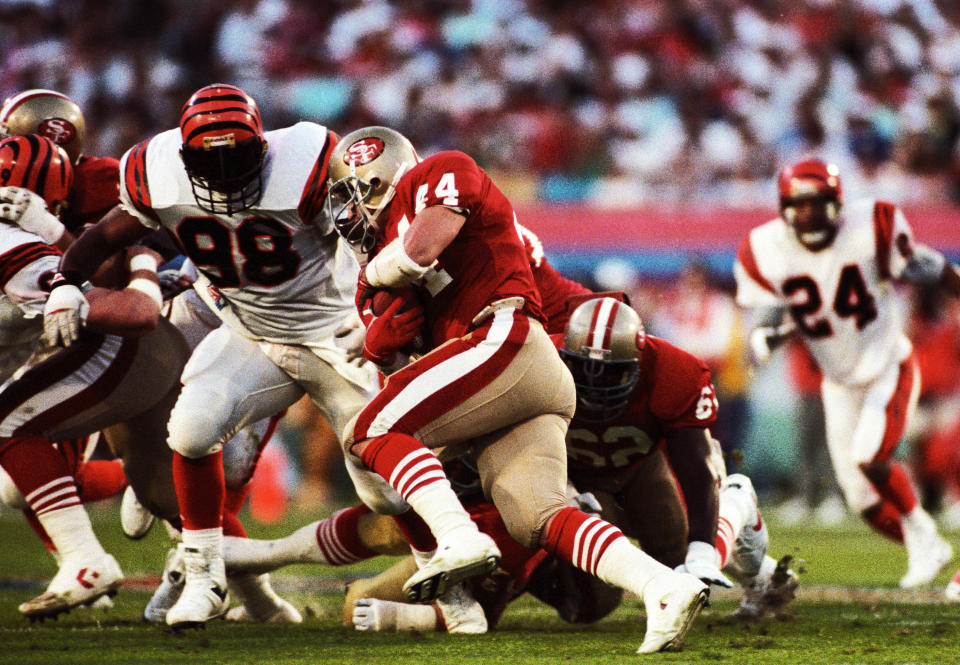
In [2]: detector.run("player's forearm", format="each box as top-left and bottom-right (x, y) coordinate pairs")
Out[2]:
(60, 205), (146, 278)
(665, 429), (720, 544)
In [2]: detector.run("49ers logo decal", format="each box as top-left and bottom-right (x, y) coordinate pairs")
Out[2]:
(37, 117), (76, 145)
(344, 137), (384, 165)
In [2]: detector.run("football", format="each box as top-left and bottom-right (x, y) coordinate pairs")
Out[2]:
(370, 286), (420, 317)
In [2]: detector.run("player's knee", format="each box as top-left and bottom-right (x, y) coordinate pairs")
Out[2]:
(167, 407), (227, 458)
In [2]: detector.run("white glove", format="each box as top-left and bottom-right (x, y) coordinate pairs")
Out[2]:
(0, 186), (65, 244)
(42, 281), (89, 348)
(677, 540), (733, 588)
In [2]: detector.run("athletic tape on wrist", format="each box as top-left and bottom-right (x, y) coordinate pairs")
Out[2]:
(129, 254), (159, 274)
(128, 277), (163, 309)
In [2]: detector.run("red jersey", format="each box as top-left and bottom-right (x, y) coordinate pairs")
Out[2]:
(64, 155), (120, 231)
(376, 151), (544, 343)
(554, 334), (718, 472)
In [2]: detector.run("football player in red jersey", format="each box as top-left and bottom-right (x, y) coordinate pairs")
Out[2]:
(0, 89), (120, 233)
(0, 134), (180, 619)
(53, 84), (376, 629)
(326, 126), (708, 654)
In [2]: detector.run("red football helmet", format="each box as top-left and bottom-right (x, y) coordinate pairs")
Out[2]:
(777, 158), (843, 250)
(560, 297), (644, 423)
(179, 84), (267, 214)
(0, 134), (74, 215)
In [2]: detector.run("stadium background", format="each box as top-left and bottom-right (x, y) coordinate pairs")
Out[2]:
(4, 0), (960, 511)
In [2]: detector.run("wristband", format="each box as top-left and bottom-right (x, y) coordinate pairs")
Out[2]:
(129, 253), (159, 274)
(128, 277), (163, 309)
(48, 270), (85, 290)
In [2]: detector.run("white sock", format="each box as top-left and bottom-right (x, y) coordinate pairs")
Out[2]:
(181, 526), (223, 555)
(595, 537), (672, 597)
(36, 504), (106, 561)
(223, 522), (324, 574)
(717, 486), (754, 568)
(405, 483), (477, 542)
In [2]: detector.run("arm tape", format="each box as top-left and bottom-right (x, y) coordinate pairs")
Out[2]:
(128, 277), (163, 309)
(365, 237), (431, 287)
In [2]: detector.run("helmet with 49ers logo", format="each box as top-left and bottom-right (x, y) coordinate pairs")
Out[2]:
(179, 83), (267, 215)
(0, 134), (74, 214)
(560, 297), (645, 423)
(0, 89), (85, 164)
(777, 157), (843, 251)
(326, 126), (419, 253)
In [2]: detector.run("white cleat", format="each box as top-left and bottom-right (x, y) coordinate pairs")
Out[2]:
(225, 573), (303, 624)
(19, 553), (124, 621)
(164, 545), (229, 629)
(636, 571), (708, 654)
(723, 474), (768, 580)
(900, 535), (952, 589)
(436, 583), (487, 634)
(402, 529), (500, 604)
(732, 555), (799, 621)
(143, 546), (185, 623)
(945, 569), (960, 601)
(120, 486), (155, 540)
(226, 600), (302, 624)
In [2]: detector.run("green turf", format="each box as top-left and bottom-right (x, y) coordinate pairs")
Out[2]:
(2, 503), (959, 664)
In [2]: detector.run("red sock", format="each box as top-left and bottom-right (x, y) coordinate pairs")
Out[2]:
(359, 433), (447, 501)
(76, 459), (127, 502)
(391, 510), (437, 553)
(862, 501), (904, 542)
(23, 509), (56, 552)
(0, 436), (81, 516)
(172, 450), (224, 531)
(316, 505), (381, 564)
(873, 462), (918, 515)
(222, 485), (251, 537)
(542, 506), (623, 576)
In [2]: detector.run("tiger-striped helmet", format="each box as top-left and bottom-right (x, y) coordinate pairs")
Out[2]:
(0, 134), (74, 214)
(179, 84), (267, 215)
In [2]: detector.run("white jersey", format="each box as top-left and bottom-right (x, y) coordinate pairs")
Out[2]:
(118, 122), (358, 345)
(0, 224), (60, 381)
(734, 198), (913, 385)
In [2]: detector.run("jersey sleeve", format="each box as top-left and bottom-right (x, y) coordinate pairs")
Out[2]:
(297, 127), (340, 230)
(119, 138), (162, 229)
(646, 337), (719, 428)
(1, 241), (60, 316)
(65, 156), (120, 228)
(734, 234), (781, 309)
(413, 151), (483, 216)
(872, 200), (914, 280)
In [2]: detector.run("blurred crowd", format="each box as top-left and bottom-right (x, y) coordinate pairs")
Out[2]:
(5, 0), (960, 207)
(4, 0), (960, 521)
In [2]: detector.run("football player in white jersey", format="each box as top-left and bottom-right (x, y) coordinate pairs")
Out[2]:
(734, 158), (960, 589)
(52, 84), (379, 628)
(0, 134), (180, 618)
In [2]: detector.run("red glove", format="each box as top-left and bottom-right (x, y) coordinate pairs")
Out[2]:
(362, 295), (426, 365)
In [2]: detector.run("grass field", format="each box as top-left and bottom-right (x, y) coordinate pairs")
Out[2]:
(2, 502), (960, 665)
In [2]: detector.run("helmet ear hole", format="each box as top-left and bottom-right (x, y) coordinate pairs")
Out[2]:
(825, 201), (838, 222)
(782, 206), (796, 224)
